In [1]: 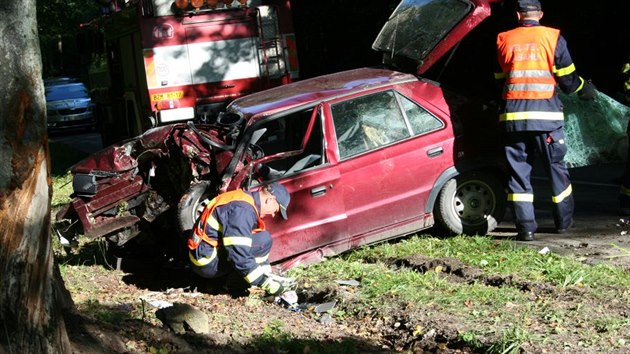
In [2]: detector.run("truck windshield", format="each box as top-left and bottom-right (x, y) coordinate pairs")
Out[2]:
(372, 0), (472, 65)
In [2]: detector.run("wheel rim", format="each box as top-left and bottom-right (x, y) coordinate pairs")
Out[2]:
(192, 196), (212, 224)
(453, 179), (496, 226)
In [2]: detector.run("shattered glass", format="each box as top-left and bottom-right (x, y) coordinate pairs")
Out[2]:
(562, 92), (630, 168)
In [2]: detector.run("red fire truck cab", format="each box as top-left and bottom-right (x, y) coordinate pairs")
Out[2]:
(92, 0), (299, 145)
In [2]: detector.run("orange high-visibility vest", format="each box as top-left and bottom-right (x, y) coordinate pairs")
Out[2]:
(497, 26), (560, 100)
(187, 190), (265, 250)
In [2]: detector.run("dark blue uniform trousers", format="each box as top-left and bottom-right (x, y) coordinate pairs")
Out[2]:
(504, 128), (574, 233)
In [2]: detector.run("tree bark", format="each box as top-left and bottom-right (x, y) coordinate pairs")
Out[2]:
(0, 1), (71, 352)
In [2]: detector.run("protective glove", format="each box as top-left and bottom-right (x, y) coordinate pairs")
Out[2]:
(577, 79), (597, 101)
(260, 275), (286, 296)
(265, 273), (297, 291)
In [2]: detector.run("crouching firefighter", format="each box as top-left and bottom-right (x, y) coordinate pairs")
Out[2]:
(188, 182), (295, 296)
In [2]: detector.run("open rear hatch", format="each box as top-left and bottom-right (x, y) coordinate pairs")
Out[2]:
(372, 0), (497, 75)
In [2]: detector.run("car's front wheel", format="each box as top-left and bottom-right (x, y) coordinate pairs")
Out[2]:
(176, 181), (215, 237)
(435, 171), (506, 235)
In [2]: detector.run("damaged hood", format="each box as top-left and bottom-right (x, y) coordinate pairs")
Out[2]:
(373, 0), (496, 74)
(71, 124), (177, 174)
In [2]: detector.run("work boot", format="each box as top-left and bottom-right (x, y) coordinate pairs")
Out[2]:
(556, 219), (574, 234)
(516, 231), (535, 241)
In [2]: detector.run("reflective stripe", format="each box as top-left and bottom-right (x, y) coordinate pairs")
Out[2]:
(552, 185), (572, 203)
(223, 236), (252, 247)
(553, 63), (576, 77)
(508, 70), (553, 79)
(494, 72), (506, 79)
(206, 215), (222, 233)
(245, 266), (265, 283)
(508, 193), (534, 202)
(621, 185), (630, 197)
(505, 83), (556, 92)
(571, 76), (585, 94)
(260, 264), (272, 274)
(499, 111), (564, 121)
(255, 254), (269, 264)
(189, 249), (216, 266)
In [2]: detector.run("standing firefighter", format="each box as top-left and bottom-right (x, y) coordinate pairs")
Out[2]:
(188, 183), (294, 295)
(495, 0), (596, 241)
(618, 53), (630, 215)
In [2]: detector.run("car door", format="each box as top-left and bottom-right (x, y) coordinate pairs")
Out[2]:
(329, 86), (454, 242)
(242, 106), (347, 264)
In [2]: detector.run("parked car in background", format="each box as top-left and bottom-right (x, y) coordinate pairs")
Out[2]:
(55, 0), (507, 270)
(44, 76), (78, 86)
(45, 82), (96, 132)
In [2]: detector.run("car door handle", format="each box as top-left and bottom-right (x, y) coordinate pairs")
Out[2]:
(311, 186), (327, 198)
(427, 147), (443, 158)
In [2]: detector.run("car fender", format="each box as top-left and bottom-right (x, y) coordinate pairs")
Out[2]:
(425, 166), (459, 214)
(424, 157), (507, 214)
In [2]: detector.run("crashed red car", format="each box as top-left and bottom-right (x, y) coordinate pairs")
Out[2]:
(56, 0), (506, 269)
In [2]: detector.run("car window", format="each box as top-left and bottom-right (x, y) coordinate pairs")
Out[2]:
(332, 90), (411, 159)
(253, 108), (325, 178)
(45, 84), (89, 101)
(397, 93), (444, 135)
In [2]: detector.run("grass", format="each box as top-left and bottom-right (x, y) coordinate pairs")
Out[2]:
(289, 235), (630, 352)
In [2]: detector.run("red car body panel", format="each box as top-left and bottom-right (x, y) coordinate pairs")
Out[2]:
(416, 0), (499, 74)
(240, 70), (471, 266)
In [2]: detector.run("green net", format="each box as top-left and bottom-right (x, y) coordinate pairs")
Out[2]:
(562, 92), (630, 168)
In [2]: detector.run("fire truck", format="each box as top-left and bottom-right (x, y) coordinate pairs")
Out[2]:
(91, 0), (299, 145)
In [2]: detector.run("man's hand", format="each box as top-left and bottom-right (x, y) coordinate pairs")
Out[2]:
(266, 273), (297, 291)
(260, 276), (284, 295)
(259, 273), (297, 295)
(578, 80), (597, 101)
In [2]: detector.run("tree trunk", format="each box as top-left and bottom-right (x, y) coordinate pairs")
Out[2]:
(0, 1), (71, 352)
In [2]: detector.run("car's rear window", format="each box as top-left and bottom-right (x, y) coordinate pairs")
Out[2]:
(373, 0), (472, 63)
(46, 84), (89, 101)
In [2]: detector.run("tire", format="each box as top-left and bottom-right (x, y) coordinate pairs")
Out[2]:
(435, 171), (506, 235)
(176, 181), (215, 236)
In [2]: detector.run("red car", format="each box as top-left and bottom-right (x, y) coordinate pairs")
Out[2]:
(56, 0), (506, 269)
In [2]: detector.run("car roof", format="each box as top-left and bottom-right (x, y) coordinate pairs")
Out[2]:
(230, 67), (417, 124)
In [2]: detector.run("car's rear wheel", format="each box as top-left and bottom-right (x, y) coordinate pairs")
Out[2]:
(176, 181), (215, 236)
(435, 171), (506, 235)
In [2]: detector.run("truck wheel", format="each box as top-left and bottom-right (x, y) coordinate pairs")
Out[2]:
(435, 171), (506, 235)
(176, 181), (215, 236)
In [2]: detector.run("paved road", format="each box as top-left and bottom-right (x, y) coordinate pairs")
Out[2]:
(491, 163), (630, 267)
(49, 130), (103, 155)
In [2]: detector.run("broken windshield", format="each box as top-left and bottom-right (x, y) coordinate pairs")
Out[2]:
(372, 0), (472, 68)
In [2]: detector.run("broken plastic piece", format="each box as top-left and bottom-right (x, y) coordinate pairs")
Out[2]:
(314, 300), (337, 313)
(335, 279), (360, 286)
